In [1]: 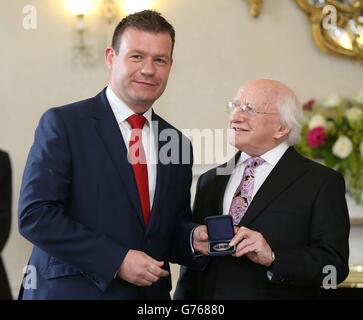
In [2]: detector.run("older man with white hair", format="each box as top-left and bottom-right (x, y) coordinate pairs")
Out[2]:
(175, 79), (350, 300)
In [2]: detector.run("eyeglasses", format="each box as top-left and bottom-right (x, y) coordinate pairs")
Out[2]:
(227, 100), (279, 117)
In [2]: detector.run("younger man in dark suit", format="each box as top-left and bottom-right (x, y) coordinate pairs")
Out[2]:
(18, 10), (205, 300)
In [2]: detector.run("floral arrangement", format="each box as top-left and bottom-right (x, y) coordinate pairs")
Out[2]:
(296, 91), (363, 204)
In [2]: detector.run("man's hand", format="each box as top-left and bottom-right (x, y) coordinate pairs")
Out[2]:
(229, 226), (274, 267)
(117, 249), (169, 286)
(192, 225), (209, 255)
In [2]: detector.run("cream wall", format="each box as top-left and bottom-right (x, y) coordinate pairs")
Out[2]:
(1, 0), (362, 296)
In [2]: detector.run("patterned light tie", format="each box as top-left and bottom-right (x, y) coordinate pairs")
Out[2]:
(229, 156), (265, 225)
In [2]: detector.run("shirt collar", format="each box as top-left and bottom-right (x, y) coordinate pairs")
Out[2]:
(106, 85), (153, 126)
(238, 142), (290, 167)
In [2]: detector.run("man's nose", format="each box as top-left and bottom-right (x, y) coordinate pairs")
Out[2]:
(230, 107), (246, 122)
(140, 58), (155, 76)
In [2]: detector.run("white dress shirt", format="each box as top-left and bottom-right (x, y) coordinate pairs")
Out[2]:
(106, 86), (157, 208)
(223, 142), (290, 215)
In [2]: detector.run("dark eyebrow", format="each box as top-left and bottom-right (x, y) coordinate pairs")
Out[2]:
(128, 50), (170, 61)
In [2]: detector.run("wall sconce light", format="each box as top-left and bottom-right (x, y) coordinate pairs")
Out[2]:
(67, 0), (94, 15)
(66, 0), (156, 65)
(67, 0), (120, 49)
(67, 0), (95, 51)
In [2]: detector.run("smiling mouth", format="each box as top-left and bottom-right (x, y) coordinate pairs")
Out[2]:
(232, 127), (250, 132)
(134, 81), (157, 87)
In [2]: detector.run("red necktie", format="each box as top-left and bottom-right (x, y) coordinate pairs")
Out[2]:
(127, 114), (150, 225)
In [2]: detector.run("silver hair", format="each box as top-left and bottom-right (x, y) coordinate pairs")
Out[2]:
(277, 92), (305, 146)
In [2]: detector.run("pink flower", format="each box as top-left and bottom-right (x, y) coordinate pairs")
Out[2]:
(307, 127), (326, 148)
(303, 99), (316, 110)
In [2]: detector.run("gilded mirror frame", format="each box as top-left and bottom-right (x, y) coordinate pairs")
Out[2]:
(295, 0), (363, 62)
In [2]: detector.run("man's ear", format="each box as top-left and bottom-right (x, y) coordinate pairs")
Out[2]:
(105, 47), (115, 70)
(274, 124), (291, 140)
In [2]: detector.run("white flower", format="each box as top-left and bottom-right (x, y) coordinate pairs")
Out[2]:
(322, 95), (343, 108)
(360, 141), (363, 157)
(308, 114), (327, 129)
(353, 89), (363, 104)
(332, 136), (353, 159)
(345, 107), (363, 123)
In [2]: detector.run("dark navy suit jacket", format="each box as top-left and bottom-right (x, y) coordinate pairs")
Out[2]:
(18, 89), (198, 299)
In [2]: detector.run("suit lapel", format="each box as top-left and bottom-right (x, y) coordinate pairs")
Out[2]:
(240, 147), (310, 226)
(92, 90), (146, 228)
(146, 112), (171, 234)
(213, 152), (241, 215)
(214, 175), (230, 215)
